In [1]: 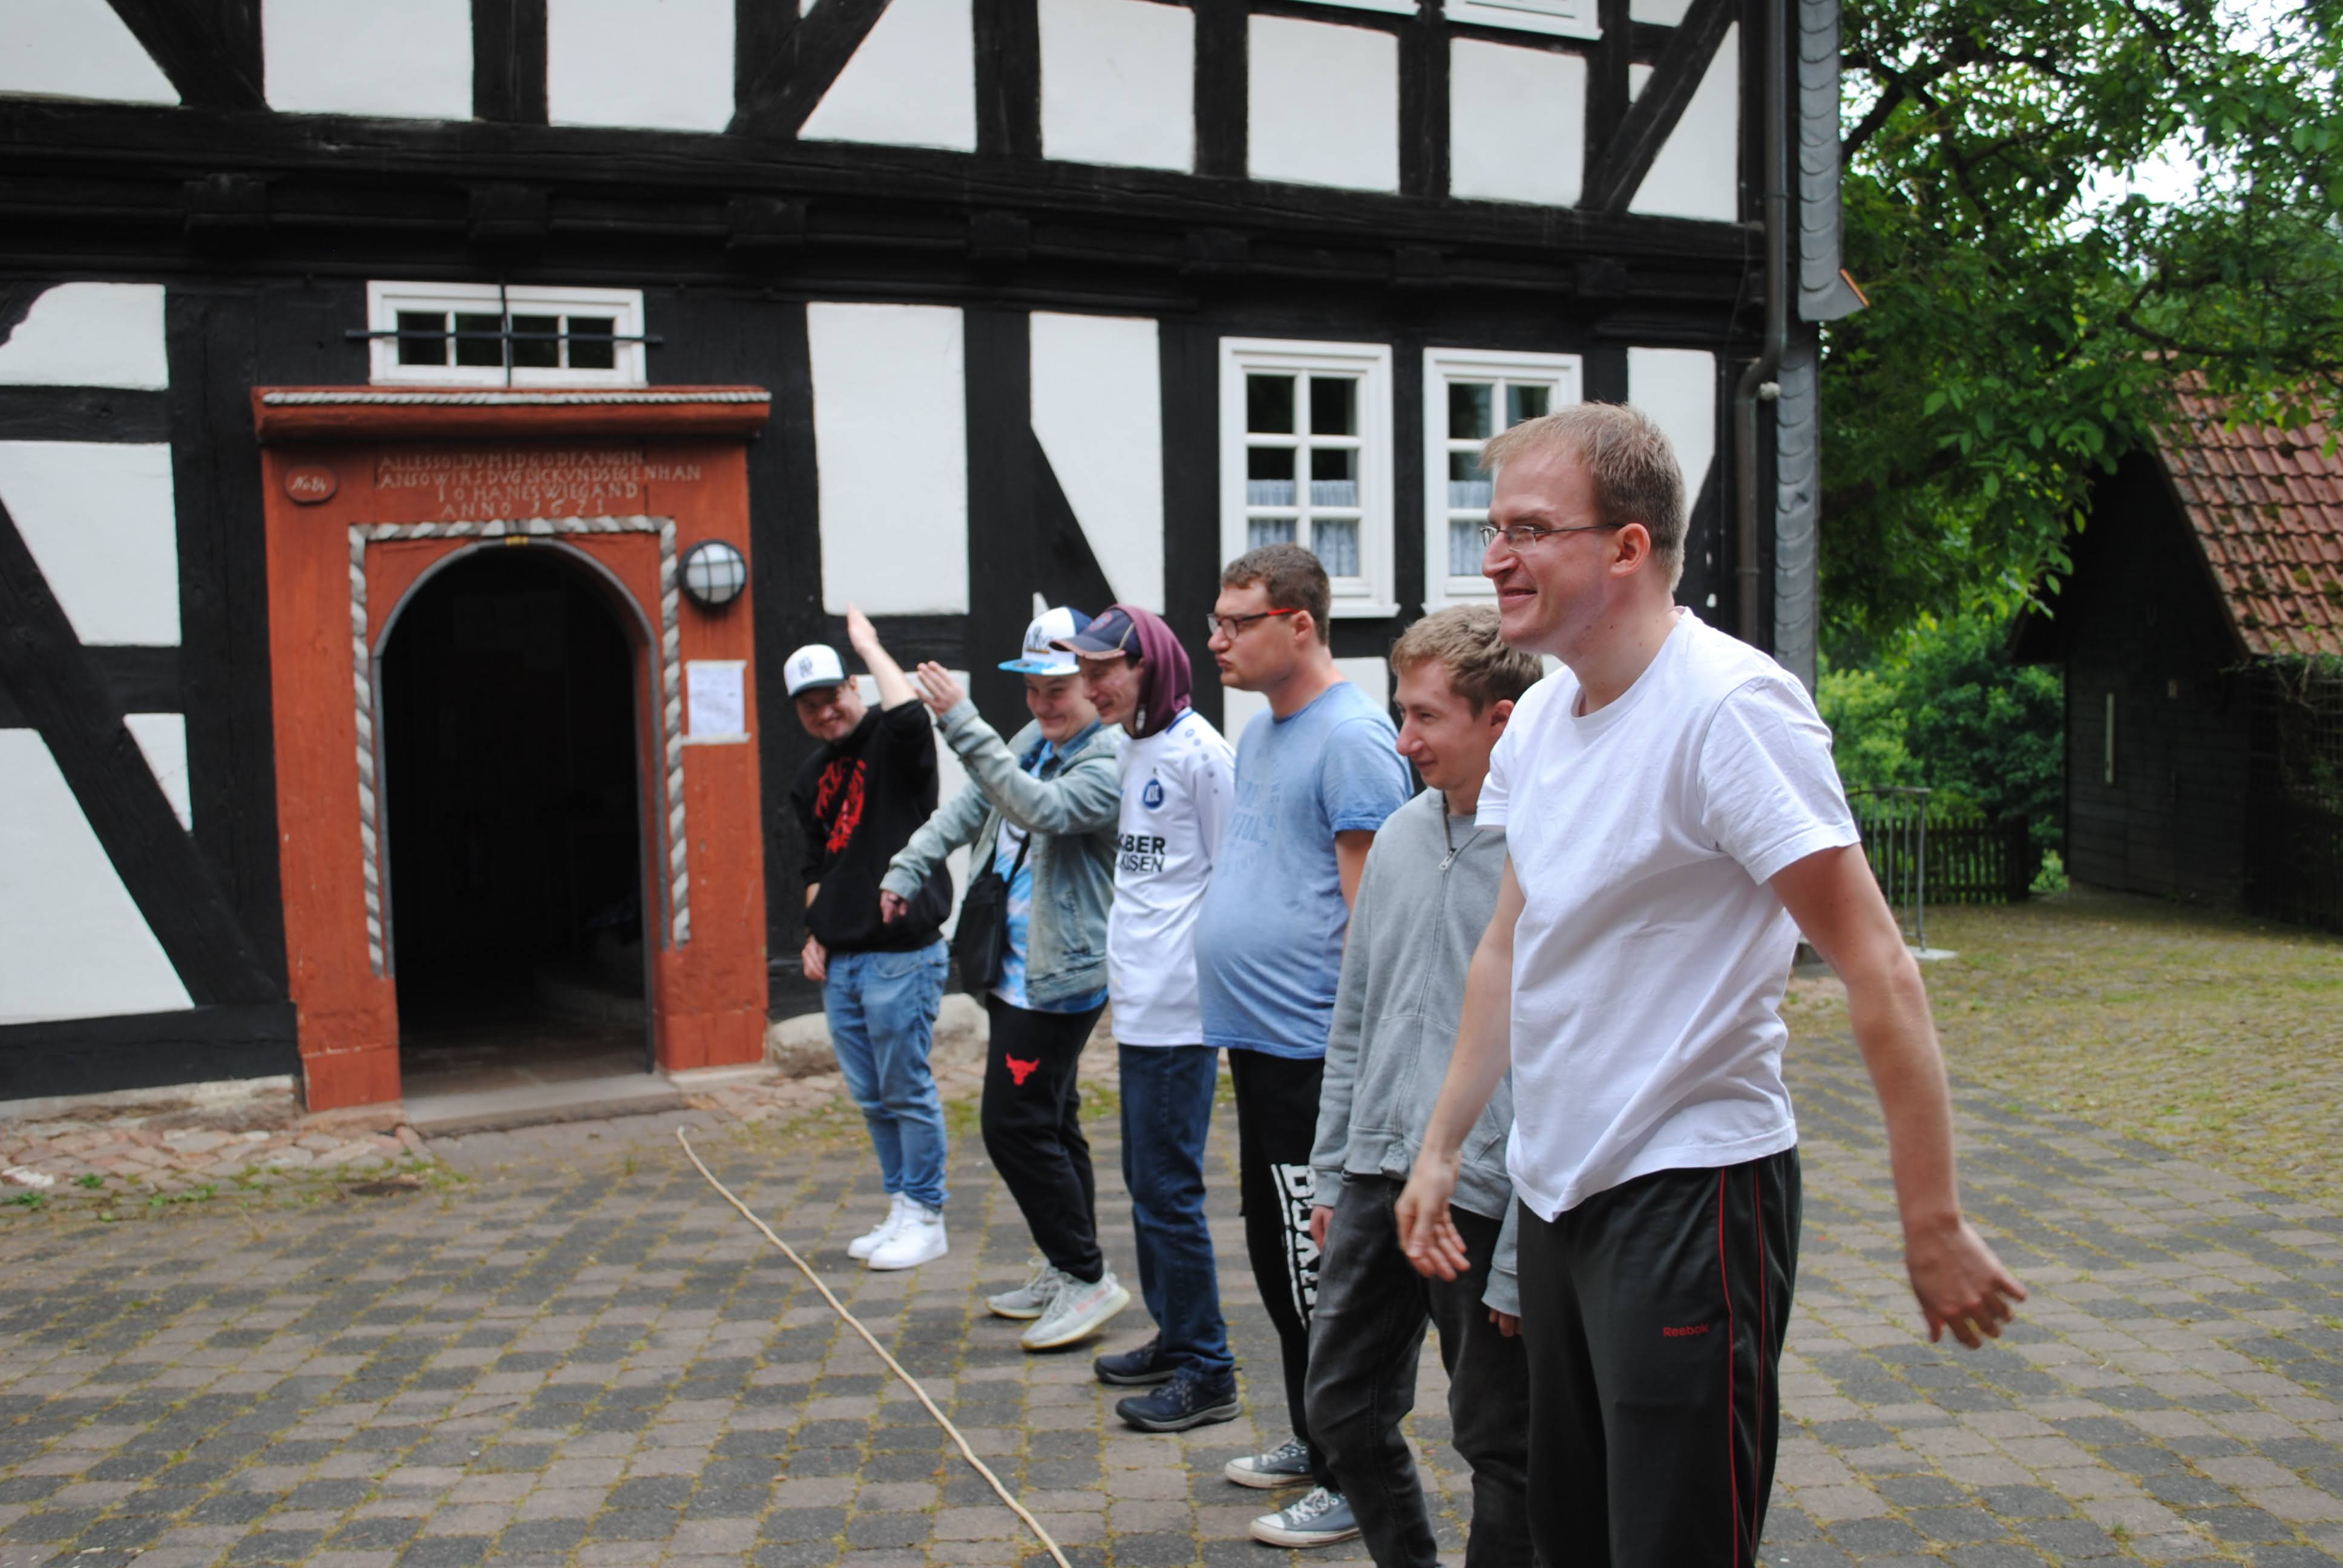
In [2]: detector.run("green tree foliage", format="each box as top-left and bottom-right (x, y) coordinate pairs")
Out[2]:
(1819, 612), (2065, 849)
(1824, 0), (2343, 653)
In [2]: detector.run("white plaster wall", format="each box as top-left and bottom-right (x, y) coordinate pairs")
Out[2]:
(1030, 313), (1164, 611)
(1448, 39), (1585, 207)
(799, 0), (978, 151)
(0, 0), (177, 105)
(1630, 0), (1694, 22)
(1218, 656), (1391, 751)
(263, 0), (473, 119)
(1630, 25), (1739, 223)
(1247, 16), (1398, 193)
(1038, 0), (1193, 172)
(1628, 62), (1653, 100)
(1628, 347), (1718, 503)
(0, 730), (192, 1025)
(0, 284), (168, 390)
(0, 442), (179, 646)
(549, 0), (734, 131)
(807, 305), (969, 616)
(125, 713), (192, 830)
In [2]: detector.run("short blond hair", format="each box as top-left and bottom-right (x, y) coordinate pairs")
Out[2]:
(1481, 402), (1687, 589)
(1389, 605), (1544, 714)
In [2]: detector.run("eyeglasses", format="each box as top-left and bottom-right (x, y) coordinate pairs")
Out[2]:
(1205, 608), (1300, 638)
(1478, 521), (1627, 550)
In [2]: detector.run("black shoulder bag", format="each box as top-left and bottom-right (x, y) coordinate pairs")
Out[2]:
(951, 827), (1032, 998)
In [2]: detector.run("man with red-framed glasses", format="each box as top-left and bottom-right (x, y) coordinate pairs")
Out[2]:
(1191, 543), (1412, 1549)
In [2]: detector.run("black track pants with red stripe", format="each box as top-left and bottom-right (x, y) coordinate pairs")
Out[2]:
(1514, 1149), (1800, 1568)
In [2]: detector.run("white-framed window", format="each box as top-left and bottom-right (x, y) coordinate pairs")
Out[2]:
(1442, 0), (1601, 41)
(1423, 347), (1582, 607)
(364, 282), (649, 387)
(1279, 0), (1420, 15)
(1221, 338), (1395, 617)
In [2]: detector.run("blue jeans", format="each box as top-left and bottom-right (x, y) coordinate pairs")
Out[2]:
(1118, 1043), (1232, 1376)
(823, 941), (950, 1212)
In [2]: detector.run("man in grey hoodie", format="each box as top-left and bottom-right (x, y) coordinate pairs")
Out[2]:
(1302, 606), (1543, 1567)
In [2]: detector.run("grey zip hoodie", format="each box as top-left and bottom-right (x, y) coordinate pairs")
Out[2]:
(1309, 787), (1521, 1315)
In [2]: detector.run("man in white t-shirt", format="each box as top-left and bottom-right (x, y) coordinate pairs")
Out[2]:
(1395, 403), (2025, 1568)
(1054, 606), (1242, 1433)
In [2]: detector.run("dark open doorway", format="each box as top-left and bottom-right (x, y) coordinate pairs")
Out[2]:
(380, 546), (652, 1096)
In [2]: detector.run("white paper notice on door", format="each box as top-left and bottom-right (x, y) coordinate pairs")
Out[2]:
(685, 659), (748, 743)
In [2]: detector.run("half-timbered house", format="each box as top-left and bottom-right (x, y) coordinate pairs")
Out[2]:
(1, 0), (1860, 1108)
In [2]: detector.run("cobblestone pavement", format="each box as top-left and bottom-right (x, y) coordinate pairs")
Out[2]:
(5, 1027), (2342, 1568)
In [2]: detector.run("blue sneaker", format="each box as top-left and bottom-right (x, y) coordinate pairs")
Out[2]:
(1094, 1335), (1180, 1387)
(1115, 1367), (1241, 1432)
(1250, 1486), (1360, 1547)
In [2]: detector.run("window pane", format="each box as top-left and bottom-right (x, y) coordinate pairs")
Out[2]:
(1247, 446), (1296, 507)
(1309, 376), (1356, 437)
(511, 314), (560, 370)
(1448, 381), (1493, 440)
(1247, 374), (1295, 434)
(1450, 518), (1486, 577)
(1309, 446), (1357, 508)
(395, 311), (448, 367)
(1312, 519), (1360, 578)
(1248, 517), (1296, 549)
(454, 312), (505, 368)
(1507, 384), (1551, 425)
(1448, 451), (1492, 511)
(565, 315), (617, 370)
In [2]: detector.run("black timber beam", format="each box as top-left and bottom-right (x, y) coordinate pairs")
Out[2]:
(0, 387), (169, 443)
(1581, 0), (1738, 212)
(733, 0), (893, 138)
(101, 0), (264, 111)
(0, 1002), (297, 1101)
(473, 0), (549, 123)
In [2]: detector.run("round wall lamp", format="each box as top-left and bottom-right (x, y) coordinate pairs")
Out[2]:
(680, 539), (748, 609)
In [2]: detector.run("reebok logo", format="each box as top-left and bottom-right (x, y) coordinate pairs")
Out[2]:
(1662, 1324), (1711, 1338)
(1004, 1056), (1040, 1086)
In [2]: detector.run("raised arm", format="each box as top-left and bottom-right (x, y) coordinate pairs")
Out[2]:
(880, 773), (992, 906)
(1395, 856), (1524, 1280)
(845, 604), (917, 711)
(915, 674), (1121, 837)
(1772, 843), (2025, 1348)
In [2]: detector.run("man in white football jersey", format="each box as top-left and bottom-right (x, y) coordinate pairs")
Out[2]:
(1054, 605), (1242, 1432)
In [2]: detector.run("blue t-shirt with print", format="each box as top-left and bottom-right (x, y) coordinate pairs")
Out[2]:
(1193, 681), (1412, 1056)
(992, 740), (1110, 1016)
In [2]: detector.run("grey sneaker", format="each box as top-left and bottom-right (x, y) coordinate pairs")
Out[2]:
(1249, 1486), (1360, 1548)
(986, 1258), (1069, 1321)
(1018, 1270), (1131, 1351)
(1222, 1436), (1313, 1489)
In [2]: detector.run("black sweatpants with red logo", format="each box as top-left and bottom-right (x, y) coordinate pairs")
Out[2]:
(983, 997), (1109, 1285)
(1514, 1149), (1799, 1568)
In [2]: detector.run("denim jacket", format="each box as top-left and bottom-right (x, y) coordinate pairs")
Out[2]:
(880, 701), (1124, 1010)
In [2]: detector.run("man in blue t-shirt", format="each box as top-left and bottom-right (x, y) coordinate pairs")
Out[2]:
(1192, 544), (1413, 1550)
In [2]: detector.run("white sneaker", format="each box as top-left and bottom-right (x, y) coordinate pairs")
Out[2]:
(1019, 1269), (1130, 1350)
(847, 1195), (907, 1261)
(866, 1203), (946, 1270)
(987, 1258), (1070, 1321)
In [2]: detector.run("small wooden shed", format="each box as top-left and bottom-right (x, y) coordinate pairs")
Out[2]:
(2015, 390), (2343, 927)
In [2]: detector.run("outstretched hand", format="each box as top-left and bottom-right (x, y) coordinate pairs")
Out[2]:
(914, 662), (966, 717)
(844, 603), (882, 658)
(1908, 1218), (2028, 1348)
(879, 890), (909, 925)
(1394, 1156), (1470, 1282)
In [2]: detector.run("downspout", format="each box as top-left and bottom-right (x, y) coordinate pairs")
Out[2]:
(1733, 0), (1789, 646)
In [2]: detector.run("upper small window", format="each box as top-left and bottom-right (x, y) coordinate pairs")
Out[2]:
(1222, 338), (1395, 616)
(1442, 0), (1600, 40)
(364, 282), (649, 387)
(1423, 347), (1582, 607)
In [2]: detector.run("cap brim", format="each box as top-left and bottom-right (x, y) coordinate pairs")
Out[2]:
(1049, 634), (1127, 656)
(788, 676), (846, 694)
(999, 658), (1079, 675)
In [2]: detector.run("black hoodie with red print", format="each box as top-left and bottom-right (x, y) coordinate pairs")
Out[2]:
(790, 701), (952, 953)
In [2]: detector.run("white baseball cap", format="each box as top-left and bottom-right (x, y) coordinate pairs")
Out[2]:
(1000, 607), (1092, 676)
(782, 642), (847, 697)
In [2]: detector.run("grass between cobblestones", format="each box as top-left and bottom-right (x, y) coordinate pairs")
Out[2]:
(1786, 885), (2343, 1212)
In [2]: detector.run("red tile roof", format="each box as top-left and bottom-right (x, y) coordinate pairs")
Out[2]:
(2156, 390), (2343, 658)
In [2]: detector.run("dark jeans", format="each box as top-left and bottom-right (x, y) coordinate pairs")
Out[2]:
(1516, 1150), (1800, 1568)
(1118, 1044), (1232, 1376)
(982, 996), (1108, 1285)
(1228, 1048), (1335, 1489)
(1305, 1177), (1532, 1568)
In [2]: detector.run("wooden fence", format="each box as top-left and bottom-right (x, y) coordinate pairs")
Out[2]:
(1850, 794), (2039, 907)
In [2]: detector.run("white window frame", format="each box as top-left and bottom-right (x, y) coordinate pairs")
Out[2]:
(364, 281), (648, 387)
(1441, 0), (1601, 41)
(1221, 338), (1396, 618)
(1281, 0), (1420, 15)
(1422, 347), (1583, 608)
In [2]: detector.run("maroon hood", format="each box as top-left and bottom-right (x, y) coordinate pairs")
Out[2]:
(1114, 604), (1193, 740)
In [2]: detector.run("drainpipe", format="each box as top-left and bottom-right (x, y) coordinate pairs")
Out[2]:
(1733, 0), (1789, 647)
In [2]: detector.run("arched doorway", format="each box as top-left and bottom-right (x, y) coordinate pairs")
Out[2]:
(379, 545), (652, 1093)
